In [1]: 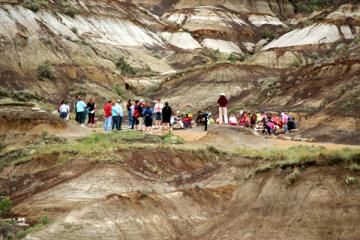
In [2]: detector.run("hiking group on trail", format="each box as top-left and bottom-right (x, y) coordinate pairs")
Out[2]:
(57, 93), (296, 135)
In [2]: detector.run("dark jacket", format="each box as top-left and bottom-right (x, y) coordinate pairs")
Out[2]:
(162, 106), (172, 120)
(217, 96), (228, 107)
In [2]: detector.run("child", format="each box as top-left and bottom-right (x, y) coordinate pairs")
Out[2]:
(229, 114), (237, 126)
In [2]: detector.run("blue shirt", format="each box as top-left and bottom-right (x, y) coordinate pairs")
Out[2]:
(76, 101), (86, 112)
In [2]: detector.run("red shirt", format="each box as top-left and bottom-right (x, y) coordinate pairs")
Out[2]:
(103, 103), (112, 117)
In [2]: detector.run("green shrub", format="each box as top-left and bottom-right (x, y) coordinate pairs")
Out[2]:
(37, 61), (54, 80)
(260, 29), (275, 40)
(114, 84), (126, 97)
(64, 6), (77, 18)
(23, 2), (40, 12)
(116, 57), (137, 76)
(40, 215), (50, 225)
(0, 197), (12, 217)
(286, 168), (300, 185)
(227, 53), (238, 64)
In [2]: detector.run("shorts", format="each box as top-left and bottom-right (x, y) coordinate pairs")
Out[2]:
(145, 117), (153, 127)
(155, 112), (162, 120)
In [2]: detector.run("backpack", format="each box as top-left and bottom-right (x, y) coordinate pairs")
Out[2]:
(133, 107), (140, 118)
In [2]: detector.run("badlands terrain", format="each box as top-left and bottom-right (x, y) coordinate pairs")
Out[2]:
(0, 0), (360, 239)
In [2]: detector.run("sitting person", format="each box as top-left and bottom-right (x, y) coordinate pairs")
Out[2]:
(262, 116), (275, 135)
(229, 114), (238, 126)
(239, 111), (250, 127)
(196, 111), (206, 126)
(182, 114), (192, 129)
(250, 113), (257, 128)
(287, 116), (297, 131)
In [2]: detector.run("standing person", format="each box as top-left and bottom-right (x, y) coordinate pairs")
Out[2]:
(74, 96), (80, 123)
(153, 98), (163, 129)
(138, 101), (144, 131)
(116, 99), (124, 130)
(217, 93), (228, 125)
(162, 102), (172, 131)
(103, 100), (112, 132)
(126, 99), (133, 129)
(132, 100), (140, 130)
(59, 100), (70, 120)
(112, 100), (120, 131)
(76, 96), (87, 127)
(142, 103), (153, 133)
(87, 97), (96, 128)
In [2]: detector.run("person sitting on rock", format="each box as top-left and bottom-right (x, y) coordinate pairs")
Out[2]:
(239, 111), (250, 127)
(229, 114), (238, 126)
(182, 114), (191, 129)
(250, 112), (257, 128)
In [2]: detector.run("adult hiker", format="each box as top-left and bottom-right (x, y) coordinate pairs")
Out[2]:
(131, 100), (140, 130)
(87, 97), (96, 128)
(162, 102), (172, 131)
(74, 95), (80, 123)
(154, 98), (163, 129)
(103, 100), (112, 132)
(59, 100), (70, 120)
(116, 99), (124, 130)
(142, 103), (153, 133)
(111, 100), (120, 131)
(126, 99), (133, 129)
(217, 93), (228, 125)
(76, 96), (87, 127)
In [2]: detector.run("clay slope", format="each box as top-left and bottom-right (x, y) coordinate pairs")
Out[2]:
(1, 146), (359, 240)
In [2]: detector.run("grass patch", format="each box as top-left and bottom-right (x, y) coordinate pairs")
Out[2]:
(286, 168), (301, 185)
(242, 145), (360, 178)
(162, 133), (185, 145)
(16, 216), (52, 239)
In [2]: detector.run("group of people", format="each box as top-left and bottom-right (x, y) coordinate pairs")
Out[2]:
(57, 93), (297, 135)
(216, 93), (297, 134)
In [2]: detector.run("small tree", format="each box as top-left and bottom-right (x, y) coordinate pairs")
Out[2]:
(38, 61), (54, 80)
(0, 197), (12, 217)
(116, 57), (136, 76)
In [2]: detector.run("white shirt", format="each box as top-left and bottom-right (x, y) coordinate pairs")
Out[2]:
(59, 104), (69, 113)
(154, 103), (163, 113)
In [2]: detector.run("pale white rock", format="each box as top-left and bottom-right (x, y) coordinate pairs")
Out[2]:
(248, 14), (285, 27)
(161, 32), (201, 49)
(263, 24), (341, 50)
(202, 39), (243, 54)
(340, 25), (354, 39)
(243, 42), (256, 53)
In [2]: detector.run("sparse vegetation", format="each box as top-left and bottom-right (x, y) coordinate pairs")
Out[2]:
(37, 61), (54, 80)
(243, 145), (360, 178)
(286, 168), (301, 185)
(64, 6), (78, 18)
(291, 0), (333, 13)
(23, 0), (49, 12)
(16, 216), (52, 239)
(162, 133), (185, 145)
(227, 53), (238, 64)
(116, 57), (137, 76)
(260, 29), (275, 40)
(0, 196), (12, 217)
(291, 59), (301, 68)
